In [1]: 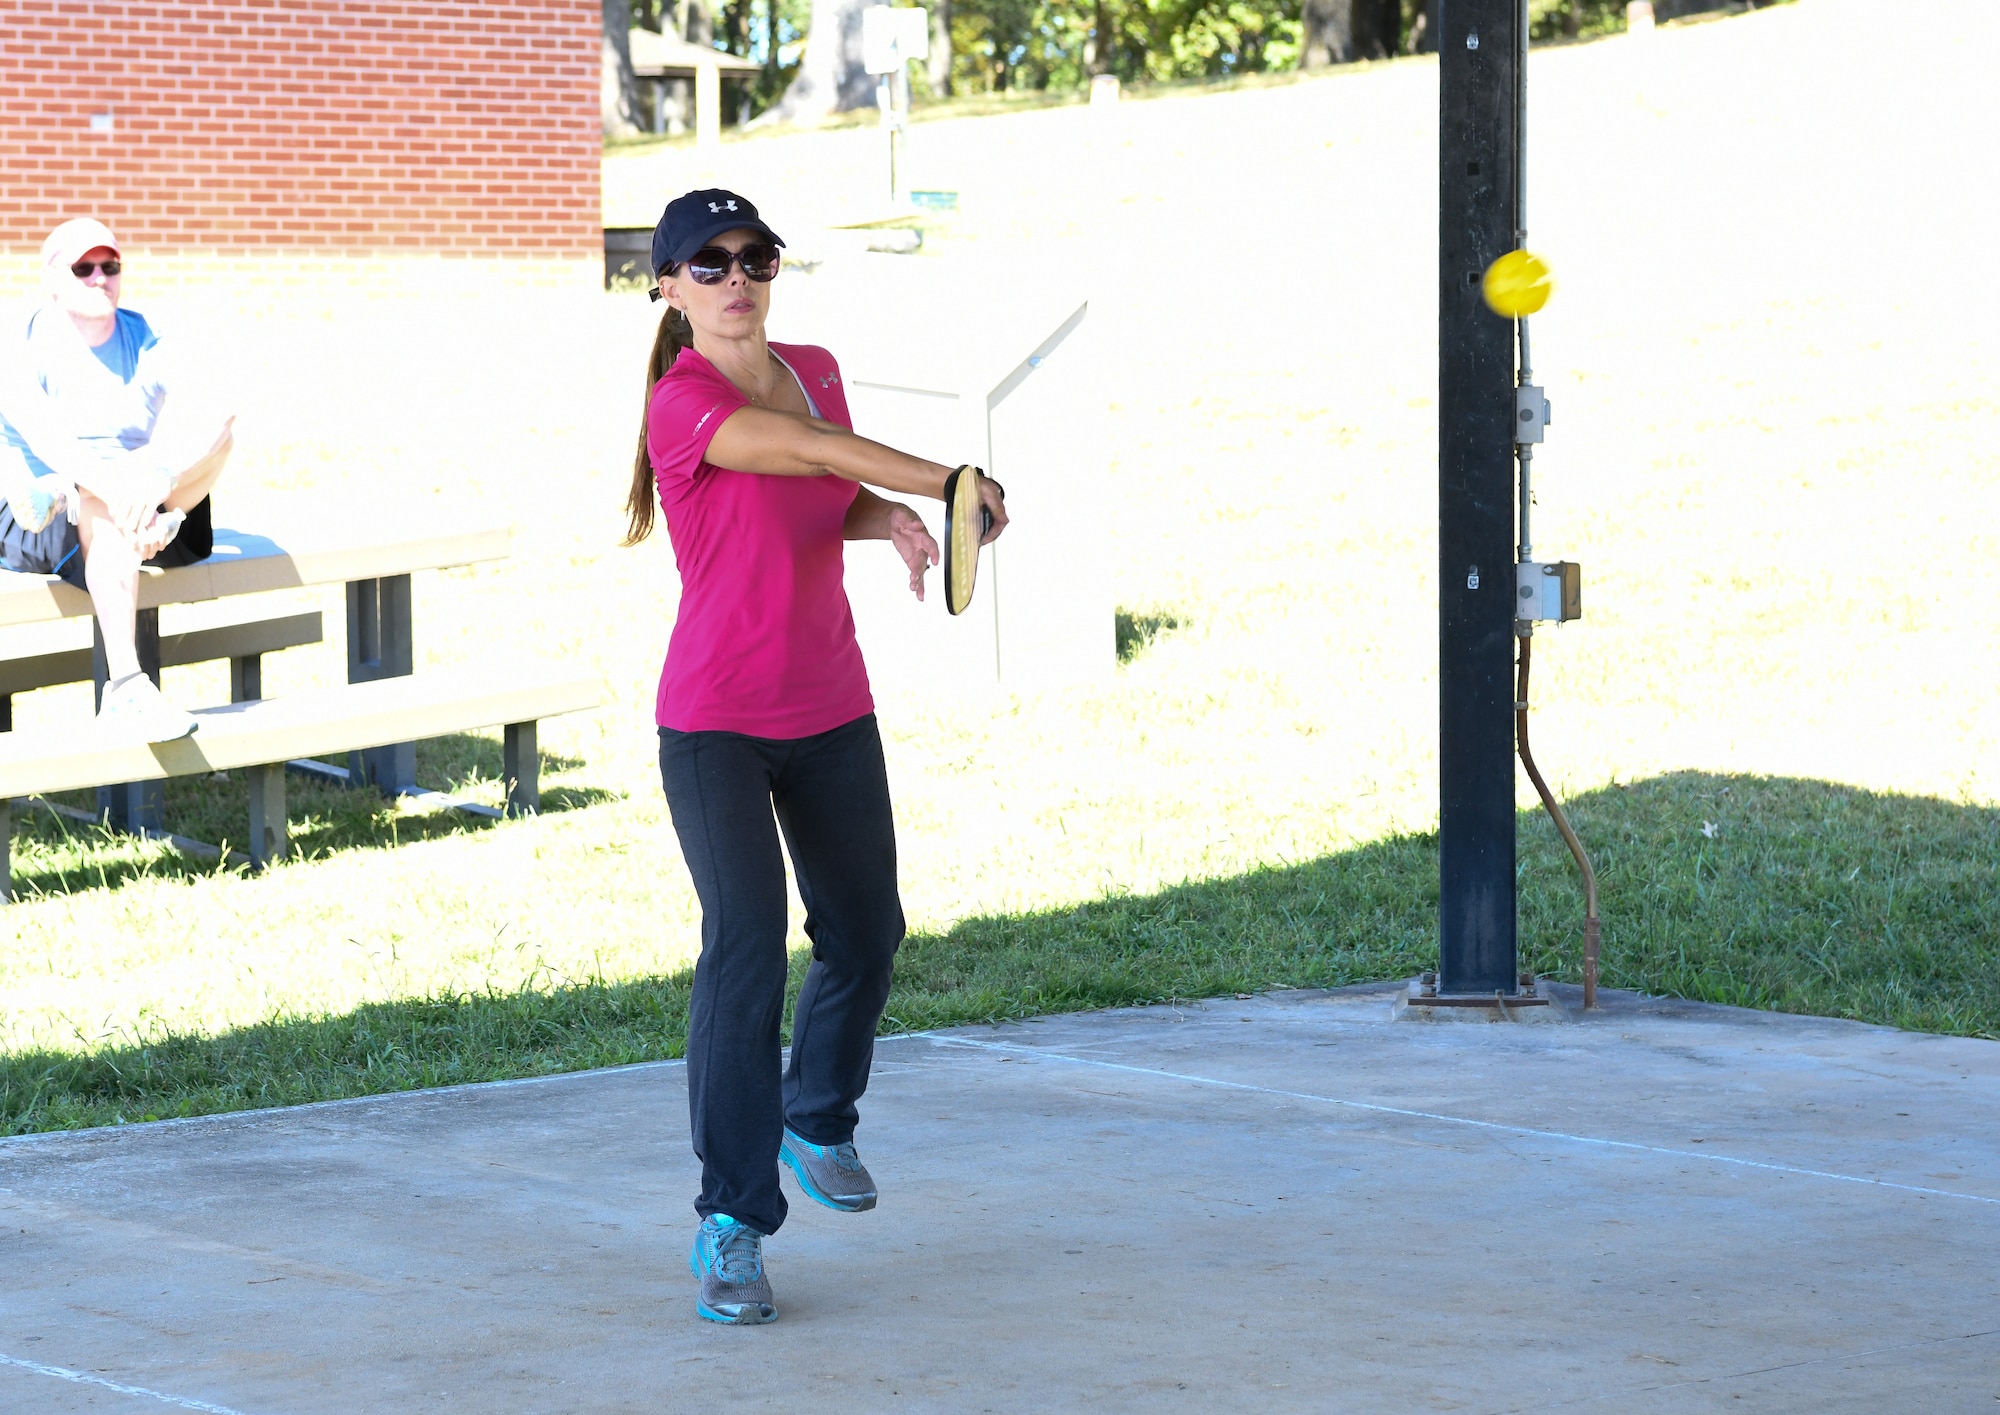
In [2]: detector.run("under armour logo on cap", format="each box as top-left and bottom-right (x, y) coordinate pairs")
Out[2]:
(708, 200), (739, 213)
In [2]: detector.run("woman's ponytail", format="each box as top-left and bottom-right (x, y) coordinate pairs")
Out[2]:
(623, 302), (693, 546)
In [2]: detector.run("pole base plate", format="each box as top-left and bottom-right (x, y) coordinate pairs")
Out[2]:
(1392, 975), (1574, 1024)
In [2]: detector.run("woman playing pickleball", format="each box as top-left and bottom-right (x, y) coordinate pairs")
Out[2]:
(627, 189), (1007, 1325)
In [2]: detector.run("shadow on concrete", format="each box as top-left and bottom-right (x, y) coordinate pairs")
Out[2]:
(3, 986), (1996, 1412)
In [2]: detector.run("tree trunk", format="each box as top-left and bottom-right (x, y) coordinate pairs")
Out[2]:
(1354, 0), (1399, 57)
(1564, 0), (1582, 36)
(684, 0), (712, 46)
(753, 0), (877, 125)
(602, 0), (641, 136)
(1301, 0), (1355, 68)
(1085, 0), (1109, 74)
(1406, 0), (1436, 52)
(662, 78), (692, 134)
(929, 0), (953, 95)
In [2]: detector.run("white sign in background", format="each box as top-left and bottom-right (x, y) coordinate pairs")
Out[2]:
(862, 5), (931, 75)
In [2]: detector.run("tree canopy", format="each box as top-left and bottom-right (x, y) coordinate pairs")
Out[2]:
(622, 0), (1765, 125)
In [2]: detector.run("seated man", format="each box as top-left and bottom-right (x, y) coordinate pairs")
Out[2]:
(0, 218), (234, 741)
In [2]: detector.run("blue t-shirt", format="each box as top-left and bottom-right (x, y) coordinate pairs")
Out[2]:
(3, 307), (171, 480)
(84, 308), (155, 382)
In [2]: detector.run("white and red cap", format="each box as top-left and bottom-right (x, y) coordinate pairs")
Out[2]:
(40, 217), (122, 270)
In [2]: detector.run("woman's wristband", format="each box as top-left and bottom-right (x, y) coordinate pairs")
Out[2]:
(957, 465), (1004, 501)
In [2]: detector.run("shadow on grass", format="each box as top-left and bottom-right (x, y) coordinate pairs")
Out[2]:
(7, 732), (615, 901)
(5, 770), (1996, 1133)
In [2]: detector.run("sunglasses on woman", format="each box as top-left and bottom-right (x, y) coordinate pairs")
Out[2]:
(71, 258), (122, 278)
(666, 243), (782, 287)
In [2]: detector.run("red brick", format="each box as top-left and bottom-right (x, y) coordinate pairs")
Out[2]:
(0, 0), (596, 253)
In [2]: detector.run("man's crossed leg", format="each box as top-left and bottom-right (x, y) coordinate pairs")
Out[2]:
(78, 422), (234, 738)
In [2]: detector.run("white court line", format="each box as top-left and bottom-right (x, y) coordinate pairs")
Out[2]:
(0, 1353), (254, 1414)
(931, 1035), (2000, 1207)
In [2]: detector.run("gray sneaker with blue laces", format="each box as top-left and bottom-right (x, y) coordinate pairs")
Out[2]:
(779, 1127), (878, 1213)
(689, 1214), (776, 1324)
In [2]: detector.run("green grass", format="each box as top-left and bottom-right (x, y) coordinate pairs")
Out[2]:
(5, 733), (614, 901)
(1114, 609), (1184, 663)
(8, 771), (1993, 1135)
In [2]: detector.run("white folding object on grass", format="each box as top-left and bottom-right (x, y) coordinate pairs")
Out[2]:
(775, 257), (1109, 690)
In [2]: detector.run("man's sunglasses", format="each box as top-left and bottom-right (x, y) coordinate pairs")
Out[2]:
(70, 259), (122, 278)
(648, 243), (782, 299)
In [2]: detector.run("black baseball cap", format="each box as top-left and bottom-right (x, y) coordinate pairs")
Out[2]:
(651, 189), (785, 277)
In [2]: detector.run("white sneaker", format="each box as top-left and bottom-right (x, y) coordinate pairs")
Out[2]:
(97, 673), (198, 742)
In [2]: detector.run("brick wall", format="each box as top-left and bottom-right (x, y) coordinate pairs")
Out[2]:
(0, 1), (599, 258)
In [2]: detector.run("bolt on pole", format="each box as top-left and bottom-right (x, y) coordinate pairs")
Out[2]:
(1436, 0), (1524, 996)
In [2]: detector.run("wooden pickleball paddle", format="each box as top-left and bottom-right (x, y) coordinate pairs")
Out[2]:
(942, 464), (992, 617)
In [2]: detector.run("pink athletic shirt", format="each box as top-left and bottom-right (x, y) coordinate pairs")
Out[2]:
(646, 341), (874, 738)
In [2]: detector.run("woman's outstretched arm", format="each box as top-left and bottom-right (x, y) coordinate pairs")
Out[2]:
(705, 406), (1008, 541)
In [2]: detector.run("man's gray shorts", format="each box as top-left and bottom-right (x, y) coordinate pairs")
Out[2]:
(0, 502), (84, 586)
(0, 496), (214, 590)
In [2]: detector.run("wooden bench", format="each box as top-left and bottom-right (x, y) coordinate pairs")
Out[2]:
(0, 523), (512, 628)
(0, 665), (601, 901)
(0, 522), (511, 831)
(0, 611), (325, 728)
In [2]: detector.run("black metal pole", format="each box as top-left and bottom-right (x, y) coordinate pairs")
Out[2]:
(1437, 0), (1520, 995)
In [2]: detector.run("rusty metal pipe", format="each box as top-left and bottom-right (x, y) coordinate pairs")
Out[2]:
(1515, 632), (1600, 1008)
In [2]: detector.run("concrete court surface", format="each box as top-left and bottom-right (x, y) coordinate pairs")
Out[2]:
(1, 987), (1997, 1414)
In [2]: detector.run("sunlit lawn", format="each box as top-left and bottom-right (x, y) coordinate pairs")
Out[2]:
(2, 1), (1996, 1119)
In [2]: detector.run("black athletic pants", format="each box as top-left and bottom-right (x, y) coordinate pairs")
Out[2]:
(658, 713), (905, 1237)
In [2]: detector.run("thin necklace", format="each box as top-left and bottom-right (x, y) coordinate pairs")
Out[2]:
(739, 351), (786, 407)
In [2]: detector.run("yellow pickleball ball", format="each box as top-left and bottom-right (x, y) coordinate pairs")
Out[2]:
(1482, 249), (1555, 318)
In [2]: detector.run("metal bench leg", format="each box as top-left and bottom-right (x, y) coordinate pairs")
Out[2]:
(94, 609), (166, 833)
(231, 652), (262, 703)
(346, 575), (416, 794)
(2, 796), (11, 903)
(1, 693), (11, 732)
(504, 721), (538, 818)
(247, 763), (287, 872)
